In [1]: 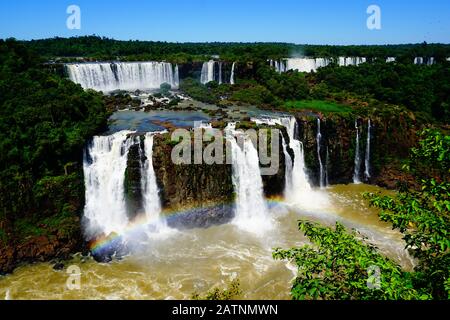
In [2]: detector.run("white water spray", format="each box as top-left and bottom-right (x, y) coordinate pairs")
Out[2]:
(225, 124), (271, 234)
(83, 131), (136, 236)
(316, 119), (325, 188)
(230, 62), (236, 85)
(364, 119), (372, 180)
(200, 60), (216, 84)
(353, 121), (362, 184)
(67, 62), (179, 92)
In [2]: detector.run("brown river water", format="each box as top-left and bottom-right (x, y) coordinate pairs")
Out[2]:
(0, 184), (413, 300)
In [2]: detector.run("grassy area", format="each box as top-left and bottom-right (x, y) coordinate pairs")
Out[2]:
(284, 100), (353, 113)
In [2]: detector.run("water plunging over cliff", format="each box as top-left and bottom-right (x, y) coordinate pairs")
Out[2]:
(141, 133), (162, 224)
(225, 124), (271, 234)
(230, 62), (236, 85)
(83, 131), (136, 236)
(316, 119), (325, 188)
(200, 60), (216, 84)
(353, 121), (362, 184)
(67, 62), (179, 92)
(364, 120), (372, 180)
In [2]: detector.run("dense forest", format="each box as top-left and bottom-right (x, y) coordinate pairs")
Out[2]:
(21, 36), (450, 63)
(0, 37), (448, 300)
(0, 39), (109, 262)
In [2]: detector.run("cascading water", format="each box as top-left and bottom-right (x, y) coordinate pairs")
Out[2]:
(200, 60), (216, 84)
(67, 62), (179, 92)
(230, 62), (236, 85)
(316, 118), (325, 188)
(140, 133), (162, 224)
(353, 121), (362, 184)
(173, 65), (180, 88)
(218, 62), (223, 85)
(364, 119), (372, 180)
(83, 131), (136, 237)
(225, 123), (271, 234)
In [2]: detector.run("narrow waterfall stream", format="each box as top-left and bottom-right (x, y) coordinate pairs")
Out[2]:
(230, 62), (236, 84)
(316, 118), (325, 188)
(364, 119), (372, 179)
(353, 120), (362, 184)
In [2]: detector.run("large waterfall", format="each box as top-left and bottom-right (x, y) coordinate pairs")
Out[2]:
(67, 62), (180, 92)
(83, 131), (136, 236)
(201, 61), (235, 84)
(316, 119), (325, 188)
(364, 120), (372, 180)
(353, 121), (362, 184)
(200, 60), (216, 84)
(284, 57), (366, 73)
(226, 123), (271, 234)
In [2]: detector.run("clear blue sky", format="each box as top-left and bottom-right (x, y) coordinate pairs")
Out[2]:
(0, 0), (449, 44)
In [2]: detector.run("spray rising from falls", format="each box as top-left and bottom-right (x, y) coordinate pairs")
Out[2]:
(226, 123), (271, 234)
(67, 62), (179, 92)
(364, 120), (372, 179)
(353, 121), (362, 184)
(316, 119), (325, 188)
(83, 131), (136, 237)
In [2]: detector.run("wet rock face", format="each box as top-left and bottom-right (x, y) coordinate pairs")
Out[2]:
(152, 134), (235, 210)
(124, 138), (144, 220)
(0, 215), (83, 275)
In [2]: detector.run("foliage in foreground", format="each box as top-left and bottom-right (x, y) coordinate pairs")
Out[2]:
(273, 221), (428, 300)
(274, 129), (449, 300)
(0, 39), (109, 242)
(192, 279), (242, 300)
(366, 129), (450, 299)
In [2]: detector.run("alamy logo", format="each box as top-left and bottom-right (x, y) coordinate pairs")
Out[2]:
(367, 5), (381, 30)
(367, 265), (381, 290)
(170, 126), (280, 176)
(66, 265), (81, 290)
(66, 5), (81, 30)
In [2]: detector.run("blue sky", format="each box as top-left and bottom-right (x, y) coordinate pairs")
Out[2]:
(0, 0), (449, 44)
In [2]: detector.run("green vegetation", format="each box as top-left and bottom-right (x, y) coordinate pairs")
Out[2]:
(315, 62), (450, 122)
(21, 36), (450, 63)
(366, 129), (450, 299)
(192, 279), (242, 300)
(274, 221), (428, 300)
(284, 100), (352, 113)
(0, 39), (109, 245)
(275, 129), (449, 300)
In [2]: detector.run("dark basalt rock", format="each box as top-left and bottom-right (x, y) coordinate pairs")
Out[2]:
(167, 204), (234, 230)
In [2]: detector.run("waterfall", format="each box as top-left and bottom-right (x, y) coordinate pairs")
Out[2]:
(83, 131), (136, 236)
(200, 60), (216, 84)
(286, 58), (321, 73)
(251, 116), (312, 198)
(140, 133), (163, 224)
(218, 62), (223, 85)
(225, 123), (271, 234)
(325, 146), (330, 187)
(66, 62), (179, 92)
(173, 65), (180, 88)
(364, 119), (372, 180)
(316, 119), (325, 188)
(230, 62), (236, 85)
(353, 121), (362, 184)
